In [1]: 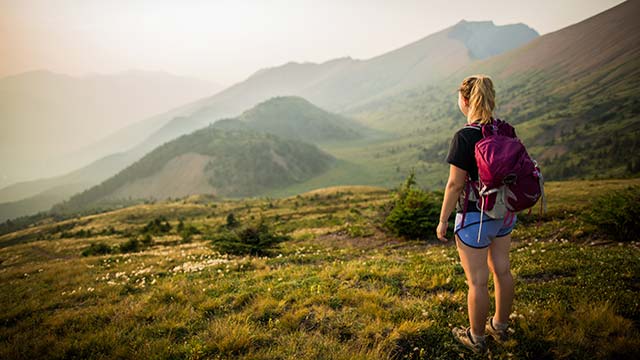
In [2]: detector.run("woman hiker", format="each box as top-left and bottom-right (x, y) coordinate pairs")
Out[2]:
(436, 74), (514, 353)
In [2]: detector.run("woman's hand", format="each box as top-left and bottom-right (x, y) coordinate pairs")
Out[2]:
(436, 220), (449, 242)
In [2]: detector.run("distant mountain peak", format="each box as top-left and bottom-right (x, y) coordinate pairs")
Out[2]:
(455, 19), (495, 27)
(239, 95), (329, 119)
(255, 95), (310, 106)
(229, 95), (367, 144)
(321, 56), (357, 65)
(448, 20), (539, 59)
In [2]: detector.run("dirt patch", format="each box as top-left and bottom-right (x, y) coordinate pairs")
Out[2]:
(109, 152), (217, 200)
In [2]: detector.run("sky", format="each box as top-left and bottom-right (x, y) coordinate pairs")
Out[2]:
(0, 0), (626, 87)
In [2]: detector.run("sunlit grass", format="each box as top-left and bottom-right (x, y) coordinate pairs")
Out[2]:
(1, 179), (639, 359)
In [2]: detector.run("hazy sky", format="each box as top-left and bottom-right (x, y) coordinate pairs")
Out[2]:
(0, 0), (625, 86)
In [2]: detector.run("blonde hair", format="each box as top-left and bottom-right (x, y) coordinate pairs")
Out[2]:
(458, 74), (496, 125)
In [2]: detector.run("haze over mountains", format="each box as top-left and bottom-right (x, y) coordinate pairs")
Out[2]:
(2, 1), (638, 224)
(75, 19), (537, 168)
(52, 98), (344, 214)
(0, 19), (538, 222)
(0, 69), (223, 187)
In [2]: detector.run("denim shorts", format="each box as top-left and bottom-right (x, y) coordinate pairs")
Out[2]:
(454, 212), (517, 249)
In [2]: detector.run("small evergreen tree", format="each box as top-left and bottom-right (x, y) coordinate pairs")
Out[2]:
(81, 242), (113, 256)
(141, 216), (172, 235)
(226, 213), (240, 228)
(141, 233), (153, 247)
(208, 216), (289, 256)
(382, 169), (443, 240)
(119, 238), (140, 253)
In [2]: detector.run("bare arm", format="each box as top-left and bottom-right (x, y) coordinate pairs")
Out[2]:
(436, 164), (467, 242)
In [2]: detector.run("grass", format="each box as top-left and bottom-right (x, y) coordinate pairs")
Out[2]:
(259, 127), (454, 199)
(1, 178), (639, 359)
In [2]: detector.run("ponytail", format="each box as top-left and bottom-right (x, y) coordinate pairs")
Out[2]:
(458, 74), (496, 125)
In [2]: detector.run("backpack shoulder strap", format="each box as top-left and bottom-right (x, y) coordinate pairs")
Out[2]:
(464, 122), (482, 131)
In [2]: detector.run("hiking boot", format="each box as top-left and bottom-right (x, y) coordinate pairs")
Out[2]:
(485, 316), (509, 343)
(452, 326), (486, 354)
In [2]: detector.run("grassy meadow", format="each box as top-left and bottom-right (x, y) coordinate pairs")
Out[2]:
(1, 179), (639, 359)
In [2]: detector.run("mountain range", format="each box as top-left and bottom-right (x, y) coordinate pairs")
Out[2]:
(0, 69), (223, 188)
(1, 0), (638, 224)
(51, 97), (346, 214)
(0, 19), (537, 221)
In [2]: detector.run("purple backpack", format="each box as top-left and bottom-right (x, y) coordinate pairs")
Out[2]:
(460, 119), (546, 238)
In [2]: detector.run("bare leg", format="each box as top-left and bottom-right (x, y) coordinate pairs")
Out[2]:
(488, 233), (514, 325)
(455, 234), (489, 336)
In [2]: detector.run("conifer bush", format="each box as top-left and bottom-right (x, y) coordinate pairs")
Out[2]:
(207, 216), (290, 256)
(81, 242), (113, 256)
(119, 237), (140, 253)
(141, 216), (172, 235)
(382, 169), (443, 240)
(583, 185), (640, 242)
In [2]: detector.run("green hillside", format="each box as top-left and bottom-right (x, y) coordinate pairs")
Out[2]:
(1, 178), (638, 359)
(233, 96), (373, 144)
(344, 0), (640, 183)
(50, 127), (336, 215)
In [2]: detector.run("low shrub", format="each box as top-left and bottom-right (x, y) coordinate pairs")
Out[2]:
(141, 233), (154, 246)
(225, 213), (240, 228)
(208, 217), (290, 256)
(583, 185), (640, 242)
(82, 234), (154, 256)
(81, 242), (113, 256)
(119, 238), (140, 253)
(383, 169), (443, 241)
(141, 216), (172, 235)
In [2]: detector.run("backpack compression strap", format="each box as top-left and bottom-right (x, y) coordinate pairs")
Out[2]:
(459, 121), (483, 230)
(460, 175), (471, 229)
